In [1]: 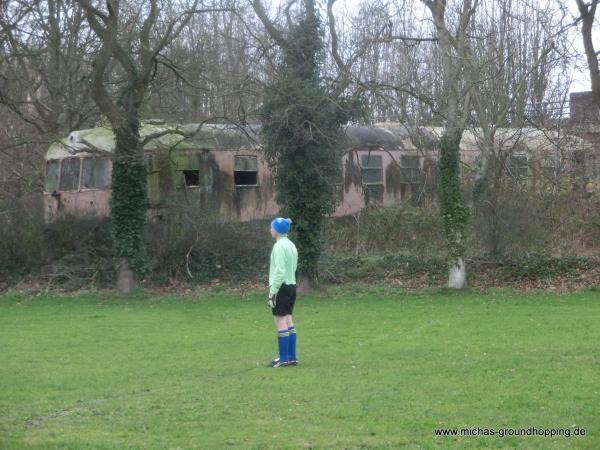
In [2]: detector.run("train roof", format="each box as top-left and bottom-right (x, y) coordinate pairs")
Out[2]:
(46, 121), (593, 160)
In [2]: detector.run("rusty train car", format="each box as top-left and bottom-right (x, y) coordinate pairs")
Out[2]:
(44, 120), (596, 222)
(43, 122), (434, 222)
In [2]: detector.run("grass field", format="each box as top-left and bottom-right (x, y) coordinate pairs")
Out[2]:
(1, 286), (599, 449)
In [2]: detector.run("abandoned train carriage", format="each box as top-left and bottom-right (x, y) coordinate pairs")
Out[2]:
(43, 123), (432, 222)
(44, 121), (595, 222)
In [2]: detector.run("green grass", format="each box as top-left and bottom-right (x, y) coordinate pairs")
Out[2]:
(1, 286), (599, 449)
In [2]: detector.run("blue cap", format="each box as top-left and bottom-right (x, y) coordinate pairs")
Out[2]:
(271, 217), (292, 234)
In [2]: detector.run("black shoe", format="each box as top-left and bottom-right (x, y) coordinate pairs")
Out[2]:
(271, 359), (290, 368)
(272, 357), (298, 365)
(267, 358), (279, 367)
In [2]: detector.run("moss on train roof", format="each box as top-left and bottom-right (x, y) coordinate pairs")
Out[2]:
(45, 123), (259, 160)
(172, 124), (260, 150)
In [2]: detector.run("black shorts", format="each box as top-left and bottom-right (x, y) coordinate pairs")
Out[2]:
(271, 284), (297, 316)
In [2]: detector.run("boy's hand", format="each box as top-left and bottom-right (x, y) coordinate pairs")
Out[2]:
(267, 293), (275, 308)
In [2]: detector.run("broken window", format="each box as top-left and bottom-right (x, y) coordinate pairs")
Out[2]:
(234, 155), (258, 186)
(507, 154), (528, 179)
(361, 154), (383, 204)
(183, 170), (201, 187)
(400, 155), (421, 183)
(59, 158), (81, 191)
(181, 159), (214, 193)
(145, 154), (155, 174)
(82, 158), (110, 189)
(45, 160), (60, 192)
(360, 154), (383, 185)
(541, 155), (559, 181)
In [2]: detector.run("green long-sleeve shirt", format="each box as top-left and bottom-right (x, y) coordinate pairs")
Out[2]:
(269, 236), (298, 295)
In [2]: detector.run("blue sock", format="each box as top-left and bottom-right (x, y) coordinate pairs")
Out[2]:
(277, 329), (289, 362)
(288, 326), (297, 361)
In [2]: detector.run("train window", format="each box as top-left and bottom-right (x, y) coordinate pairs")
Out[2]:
(59, 158), (81, 191)
(45, 160), (60, 192)
(508, 154), (528, 179)
(400, 155), (421, 184)
(82, 158), (110, 189)
(234, 155), (258, 186)
(360, 154), (383, 185)
(183, 170), (200, 187)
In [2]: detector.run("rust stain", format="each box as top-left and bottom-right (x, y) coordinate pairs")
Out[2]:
(423, 157), (437, 193)
(344, 151), (362, 192)
(385, 163), (403, 198)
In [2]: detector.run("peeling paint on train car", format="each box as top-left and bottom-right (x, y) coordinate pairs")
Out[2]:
(45, 122), (594, 222)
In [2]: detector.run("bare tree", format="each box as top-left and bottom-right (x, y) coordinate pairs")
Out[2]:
(0, 0), (98, 196)
(418, 0), (477, 289)
(575, 0), (600, 108)
(468, 0), (569, 194)
(147, 3), (263, 123)
(75, 0), (233, 292)
(344, 0), (573, 285)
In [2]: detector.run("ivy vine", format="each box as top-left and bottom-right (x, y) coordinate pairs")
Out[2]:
(259, 4), (363, 280)
(438, 133), (470, 259)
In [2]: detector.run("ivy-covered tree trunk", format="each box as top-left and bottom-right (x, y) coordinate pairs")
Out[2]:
(276, 138), (341, 282)
(112, 115), (147, 290)
(79, 0), (224, 292)
(422, 0), (476, 289)
(255, 0), (360, 287)
(262, 78), (345, 287)
(439, 131), (469, 289)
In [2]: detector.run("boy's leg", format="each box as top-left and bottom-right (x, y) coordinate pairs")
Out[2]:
(274, 315), (290, 365)
(286, 315), (297, 363)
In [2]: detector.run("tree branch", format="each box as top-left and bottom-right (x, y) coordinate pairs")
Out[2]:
(576, 0), (600, 107)
(250, 0), (287, 47)
(327, 0), (344, 70)
(382, 35), (438, 44)
(140, 125), (201, 146)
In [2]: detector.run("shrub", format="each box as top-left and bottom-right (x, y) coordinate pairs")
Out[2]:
(323, 204), (444, 255)
(0, 195), (46, 279)
(145, 200), (272, 283)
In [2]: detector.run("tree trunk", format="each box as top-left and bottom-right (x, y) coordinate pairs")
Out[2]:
(448, 257), (466, 289)
(116, 259), (135, 295)
(438, 132), (469, 289)
(255, 0), (353, 287)
(576, 0), (600, 109)
(111, 115), (147, 290)
(297, 274), (315, 294)
(291, 206), (323, 287)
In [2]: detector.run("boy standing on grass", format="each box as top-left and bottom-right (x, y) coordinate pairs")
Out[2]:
(267, 217), (299, 368)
